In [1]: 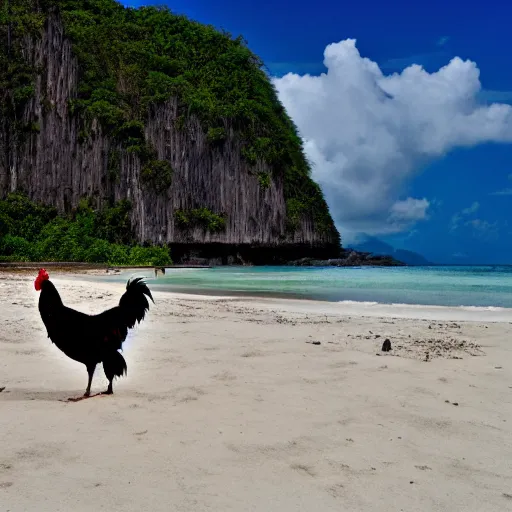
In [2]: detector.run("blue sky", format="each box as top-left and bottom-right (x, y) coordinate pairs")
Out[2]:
(125, 0), (512, 264)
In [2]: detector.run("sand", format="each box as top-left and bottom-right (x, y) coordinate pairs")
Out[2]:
(1, 271), (511, 511)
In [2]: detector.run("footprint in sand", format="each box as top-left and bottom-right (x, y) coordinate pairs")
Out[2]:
(240, 350), (263, 358)
(174, 386), (206, 404)
(290, 463), (316, 477)
(326, 483), (345, 498)
(134, 430), (148, 441)
(212, 371), (237, 381)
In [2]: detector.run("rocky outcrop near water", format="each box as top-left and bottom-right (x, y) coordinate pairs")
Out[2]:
(287, 250), (406, 267)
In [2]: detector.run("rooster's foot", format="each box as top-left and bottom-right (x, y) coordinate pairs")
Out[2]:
(101, 383), (113, 395)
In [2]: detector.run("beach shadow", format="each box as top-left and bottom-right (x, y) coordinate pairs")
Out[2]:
(0, 387), (108, 402)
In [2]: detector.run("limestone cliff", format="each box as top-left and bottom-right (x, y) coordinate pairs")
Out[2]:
(0, 2), (340, 263)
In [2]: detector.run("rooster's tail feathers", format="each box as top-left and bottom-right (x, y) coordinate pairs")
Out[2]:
(103, 350), (127, 380)
(118, 277), (154, 328)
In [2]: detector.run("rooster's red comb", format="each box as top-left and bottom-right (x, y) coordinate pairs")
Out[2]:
(34, 268), (49, 291)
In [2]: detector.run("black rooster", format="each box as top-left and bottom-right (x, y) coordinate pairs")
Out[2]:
(34, 268), (153, 401)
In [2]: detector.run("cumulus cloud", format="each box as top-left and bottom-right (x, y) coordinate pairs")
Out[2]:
(389, 197), (430, 224)
(272, 39), (512, 236)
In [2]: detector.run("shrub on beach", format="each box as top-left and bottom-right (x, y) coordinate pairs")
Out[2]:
(0, 193), (172, 266)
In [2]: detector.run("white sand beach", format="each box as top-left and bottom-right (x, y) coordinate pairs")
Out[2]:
(1, 271), (511, 511)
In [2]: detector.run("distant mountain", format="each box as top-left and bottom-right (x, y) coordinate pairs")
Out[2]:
(394, 249), (431, 266)
(348, 235), (432, 266)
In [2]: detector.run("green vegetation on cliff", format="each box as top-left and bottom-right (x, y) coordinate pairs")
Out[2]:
(174, 208), (227, 233)
(0, 194), (172, 265)
(0, 0), (339, 245)
(0, 0), (45, 159)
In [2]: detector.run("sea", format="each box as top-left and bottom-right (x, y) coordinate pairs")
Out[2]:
(108, 265), (512, 310)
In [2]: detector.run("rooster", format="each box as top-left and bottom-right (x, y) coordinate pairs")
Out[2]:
(34, 268), (154, 401)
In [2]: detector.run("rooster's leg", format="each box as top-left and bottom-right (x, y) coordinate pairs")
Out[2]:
(103, 381), (113, 395)
(102, 361), (115, 395)
(84, 364), (96, 397)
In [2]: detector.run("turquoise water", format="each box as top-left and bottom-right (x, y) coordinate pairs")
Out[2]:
(130, 265), (512, 308)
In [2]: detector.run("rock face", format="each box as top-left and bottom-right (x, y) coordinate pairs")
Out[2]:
(0, 11), (340, 263)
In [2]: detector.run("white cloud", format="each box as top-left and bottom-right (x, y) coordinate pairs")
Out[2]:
(462, 201), (480, 215)
(450, 215), (461, 231)
(450, 201), (479, 231)
(389, 197), (430, 222)
(490, 188), (512, 196)
(449, 202), (500, 239)
(437, 36), (450, 47)
(489, 174), (512, 195)
(465, 219), (499, 240)
(272, 39), (512, 236)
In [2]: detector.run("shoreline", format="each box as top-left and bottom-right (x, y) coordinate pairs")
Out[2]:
(7, 269), (512, 323)
(83, 269), (512, 323)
